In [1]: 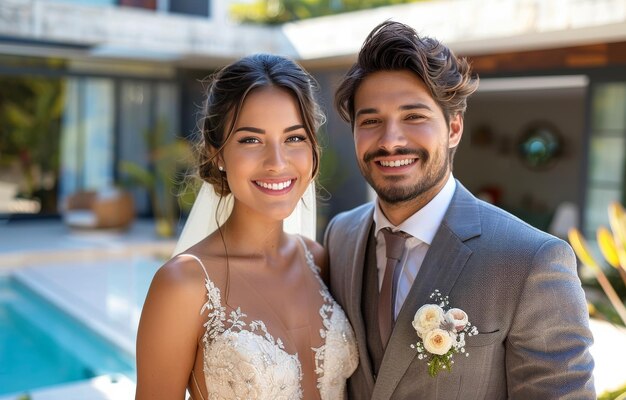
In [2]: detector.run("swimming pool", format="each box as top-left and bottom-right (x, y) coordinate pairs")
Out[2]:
(0, 275), (136, 395)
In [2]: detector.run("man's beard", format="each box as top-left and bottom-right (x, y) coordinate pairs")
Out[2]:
(361, 147), (449, 204)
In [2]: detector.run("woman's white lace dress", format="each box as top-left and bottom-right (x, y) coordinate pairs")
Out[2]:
(184, 241), (358, 400)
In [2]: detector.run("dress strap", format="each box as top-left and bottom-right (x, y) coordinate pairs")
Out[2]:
(176, 253), (226, 342)
(295, 234), (308, 252)
(295, 235), (316, 260)
(294, 235), (325, 280)
(177, 253), (210, 280)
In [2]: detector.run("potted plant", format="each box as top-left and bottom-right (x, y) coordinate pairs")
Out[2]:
(119, 119), (195, 237)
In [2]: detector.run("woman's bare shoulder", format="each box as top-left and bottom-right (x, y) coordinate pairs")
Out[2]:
(150, 250), (227, 295)
(155, 255), (204, 283)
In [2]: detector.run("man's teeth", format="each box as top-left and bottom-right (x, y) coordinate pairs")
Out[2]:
(256, 180), (293, 190)
(379, 159), (415, 167)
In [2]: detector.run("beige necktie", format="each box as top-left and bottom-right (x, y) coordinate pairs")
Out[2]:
(379, 228), (409, 348)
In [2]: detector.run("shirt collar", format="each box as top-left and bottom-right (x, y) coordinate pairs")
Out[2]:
(373, 174), (456, 245)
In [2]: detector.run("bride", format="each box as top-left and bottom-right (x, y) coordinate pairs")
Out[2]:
(135, 53), (358, 400)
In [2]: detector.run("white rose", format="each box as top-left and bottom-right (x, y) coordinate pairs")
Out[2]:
(412, 304), (445, 338)
(445, 308), (469, 332)
(423, 329), (453, 355)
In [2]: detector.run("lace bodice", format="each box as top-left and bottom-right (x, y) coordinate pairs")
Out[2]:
(183, 239), (358, 400)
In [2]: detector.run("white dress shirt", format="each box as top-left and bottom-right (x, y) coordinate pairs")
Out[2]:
(373, 174), (456, 319)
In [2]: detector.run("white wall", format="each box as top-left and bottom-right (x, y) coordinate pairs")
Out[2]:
(455, 86), (586, 225)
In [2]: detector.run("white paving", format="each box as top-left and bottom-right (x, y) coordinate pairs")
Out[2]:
(0, 374), (135, 400)
(589, 318), (626, 394)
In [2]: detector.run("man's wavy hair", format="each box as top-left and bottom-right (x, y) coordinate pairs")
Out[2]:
(335, 21), (479, 129)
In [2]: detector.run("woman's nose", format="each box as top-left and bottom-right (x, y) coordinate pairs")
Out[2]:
(263, 142), (287, 171)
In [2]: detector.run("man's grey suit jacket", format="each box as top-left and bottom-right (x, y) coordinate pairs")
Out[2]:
(324, 182), (595, 400)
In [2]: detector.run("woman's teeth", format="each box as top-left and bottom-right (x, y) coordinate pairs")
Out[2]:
(255, 180), (293, 190)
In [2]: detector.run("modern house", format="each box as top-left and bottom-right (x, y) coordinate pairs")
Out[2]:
(1, 0), (626, 239)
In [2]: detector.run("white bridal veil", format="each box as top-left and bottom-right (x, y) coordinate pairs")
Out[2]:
(173, 181), (317, 255)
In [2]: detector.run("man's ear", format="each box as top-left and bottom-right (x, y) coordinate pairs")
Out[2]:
(448, 113), (463, 148)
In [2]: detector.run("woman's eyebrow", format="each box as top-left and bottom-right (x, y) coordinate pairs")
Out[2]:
(285, 124), (305, 133)
(234, 126), (264, 134)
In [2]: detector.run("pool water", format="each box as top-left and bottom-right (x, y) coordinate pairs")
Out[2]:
(0, 276), (135, 395)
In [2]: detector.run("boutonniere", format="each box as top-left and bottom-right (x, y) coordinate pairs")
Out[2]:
(410, 290), (478, 377)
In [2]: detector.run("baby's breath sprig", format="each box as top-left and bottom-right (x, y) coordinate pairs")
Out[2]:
(410, 290), (479, 377)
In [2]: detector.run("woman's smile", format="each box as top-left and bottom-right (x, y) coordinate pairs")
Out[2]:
(253, 178), (296, 195)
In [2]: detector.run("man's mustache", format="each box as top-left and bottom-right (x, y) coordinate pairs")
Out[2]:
(363, 148), (428, 164)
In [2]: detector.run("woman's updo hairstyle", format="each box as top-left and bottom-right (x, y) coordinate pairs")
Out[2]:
(198, 53), (324, 196)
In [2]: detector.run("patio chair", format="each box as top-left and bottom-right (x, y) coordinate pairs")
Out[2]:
(63, 188), (135, 230)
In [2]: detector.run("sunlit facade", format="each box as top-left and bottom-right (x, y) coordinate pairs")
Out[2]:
(1, 0), (626, 239)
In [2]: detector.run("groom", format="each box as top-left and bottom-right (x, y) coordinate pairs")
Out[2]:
(324, 21), (595, 399)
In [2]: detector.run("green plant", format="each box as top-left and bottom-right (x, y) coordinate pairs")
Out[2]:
(569, 202), (626, 326)
(598, 382), (626, 400)
(0, 77), (64, 206)
(230, 0), (427, 24)
(120, 119), (194, 237)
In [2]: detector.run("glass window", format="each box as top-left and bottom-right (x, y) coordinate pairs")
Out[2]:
(584, 187), (622, 237)
(584, 82), (626, 235)
(60, 78), (115, 203)
(51, 0), (117, 5)
(118, 80), (181, 216)
(0, 59), (180, 220)
(169, 0), (209, 16)
(119, 81), (153, 214)
(591, 83), (626, 133)
(119, 0), (156, 10)
(155, 83), (179, 134)
(588, 136), (624, 184)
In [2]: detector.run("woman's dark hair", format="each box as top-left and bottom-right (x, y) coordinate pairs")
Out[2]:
(335, 20), (479, 127)
(198, 53), (324, 195)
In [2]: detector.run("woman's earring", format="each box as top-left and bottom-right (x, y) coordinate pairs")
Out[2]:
(218, 165), (224, 172)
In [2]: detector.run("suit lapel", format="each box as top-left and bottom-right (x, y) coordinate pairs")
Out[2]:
(345, 204), (377, 388)
(372, 182), (482, 400)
